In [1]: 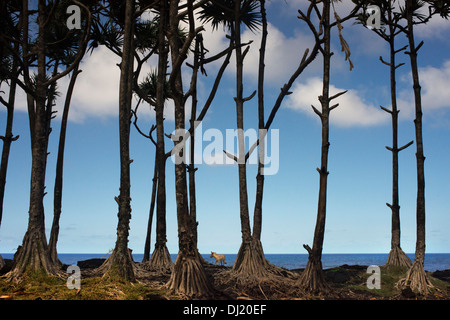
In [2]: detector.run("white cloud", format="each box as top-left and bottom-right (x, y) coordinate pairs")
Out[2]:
(0, 46), (122, 123)
(397, 59), (450, 122)
(199, 17), (318, 87)
(68, 46), (121, 121)
(239, 23), (316, 85)
(419, 60), (450, 110)
(415, 4), (450, 39)
(0, 45), (191, 124)
(286, 77), (387, 127)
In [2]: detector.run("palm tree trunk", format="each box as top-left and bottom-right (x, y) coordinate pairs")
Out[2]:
(299, 0), (331, 293)
(142, 152), (157, 263)
(165, 0), (212, 298)
(21, 0), (35, 147)
(383, 5), (412, 267)
(0, 53), (19, 229)
(48, 65), (81, 266)
(188, 34), (200, 247)
(252, 0), (268, 242)
(231, 0), (265, 278)
(232, 1), (251, 245)
(10, 0), (56, 278)
(146, 0), (172, 273)
(398, 0), (431, 294)
(102, 0), (136, 282)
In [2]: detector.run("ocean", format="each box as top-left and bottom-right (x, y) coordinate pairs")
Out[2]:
(2, 253), (450, 272)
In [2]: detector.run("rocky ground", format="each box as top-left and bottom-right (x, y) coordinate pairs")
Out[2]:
(1, 257), (449, 300)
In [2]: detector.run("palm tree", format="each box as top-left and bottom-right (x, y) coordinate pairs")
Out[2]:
(397, 0), (445, 294)
(165, 0), (216, 298)
(47, 0), (95, 266)
(133, 16), (174, 272)
(94, 0), (165, 281)
(355, 0), (413, 267)
(48, 63), (82, 266)
(376, 0), (414, 268)
(298, 0), (359, 293)
(6, 0), (91, 279)
(200, 0), (325, 282)
(201, 0), (320, 283)
(102, 0), (136, 281)
(254, 0), (325, 251)
(199, 0), (265, 279)
(298, 0), (333, 293)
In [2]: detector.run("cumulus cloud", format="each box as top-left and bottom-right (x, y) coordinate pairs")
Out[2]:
(397, 59), (450, 122)
(286, 77), (387, 127)
(68, 46), (121, 121)
(66, 45), (177, 123)
(1, 46), (124, 123)
(199, 18), (317, 86)
(419, 60), (450, 111)
(1, 44), (188, 123)
(414, 4), (450, 39)
(238, 23), (316, 85)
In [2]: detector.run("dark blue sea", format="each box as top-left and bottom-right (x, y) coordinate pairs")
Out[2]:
(2, 253), (449, 271)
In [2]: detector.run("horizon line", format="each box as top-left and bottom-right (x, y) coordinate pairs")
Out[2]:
(3, 252), (450, 255)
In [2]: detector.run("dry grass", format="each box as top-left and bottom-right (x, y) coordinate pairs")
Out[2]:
(0, 263), (449, 300)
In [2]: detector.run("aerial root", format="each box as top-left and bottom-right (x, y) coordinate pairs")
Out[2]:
(298, 257), (330, 294)
(141, 244), (173, 274)
(165, 252), (214, 299)
(386, 246), (412, 268)
(397, 260), (433, 295)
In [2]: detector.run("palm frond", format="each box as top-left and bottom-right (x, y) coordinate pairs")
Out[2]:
(138, 69), (171, 101)
(398, 0), (427, 21)
(198, 0), (262, 32)
(134, 19), (159, 53)
(426, 0), (450, 19)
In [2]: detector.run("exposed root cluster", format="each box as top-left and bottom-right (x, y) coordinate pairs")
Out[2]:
(212, 265), (301, 300)
(165, 252), (214, 299)
(141, 244), (173, 273)
(5, 231), (64, 281)
(232, 239), (297, 283)
(386, 246), (412, 268)
(397, 260), (433, 295)
(298, 257), (330, 294)
(96, 249), (136, 282)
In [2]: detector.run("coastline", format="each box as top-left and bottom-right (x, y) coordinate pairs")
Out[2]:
(3, 252), (450, 272)
(1, 255), (449, 300)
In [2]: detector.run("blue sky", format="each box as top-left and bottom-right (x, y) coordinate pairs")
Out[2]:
(0, 1), (449, 255)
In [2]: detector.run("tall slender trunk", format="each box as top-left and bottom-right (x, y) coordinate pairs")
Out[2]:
(142, 151), (157, 263)
(399, 0), (431, 294)
(10, 0), (56, 278)
(166, 0), (212, 298)
(103, 0), (136, 282)
(299, 0), (331, 293)
(232, 0), (274, 280)
(383, 3), (412, 267)
(48, 64), (81, 265)
(0, 48), (19, 228)
(252, 0), (267, 242)
(231, 0), (264, 278)
(234, 1), (251, 246)
(0, 23), (20, 266)
(233, 0), (313, 279)
(22, 0), (35, 147)
(147, 1), (172, 272)
(188, 35), (200, 247)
